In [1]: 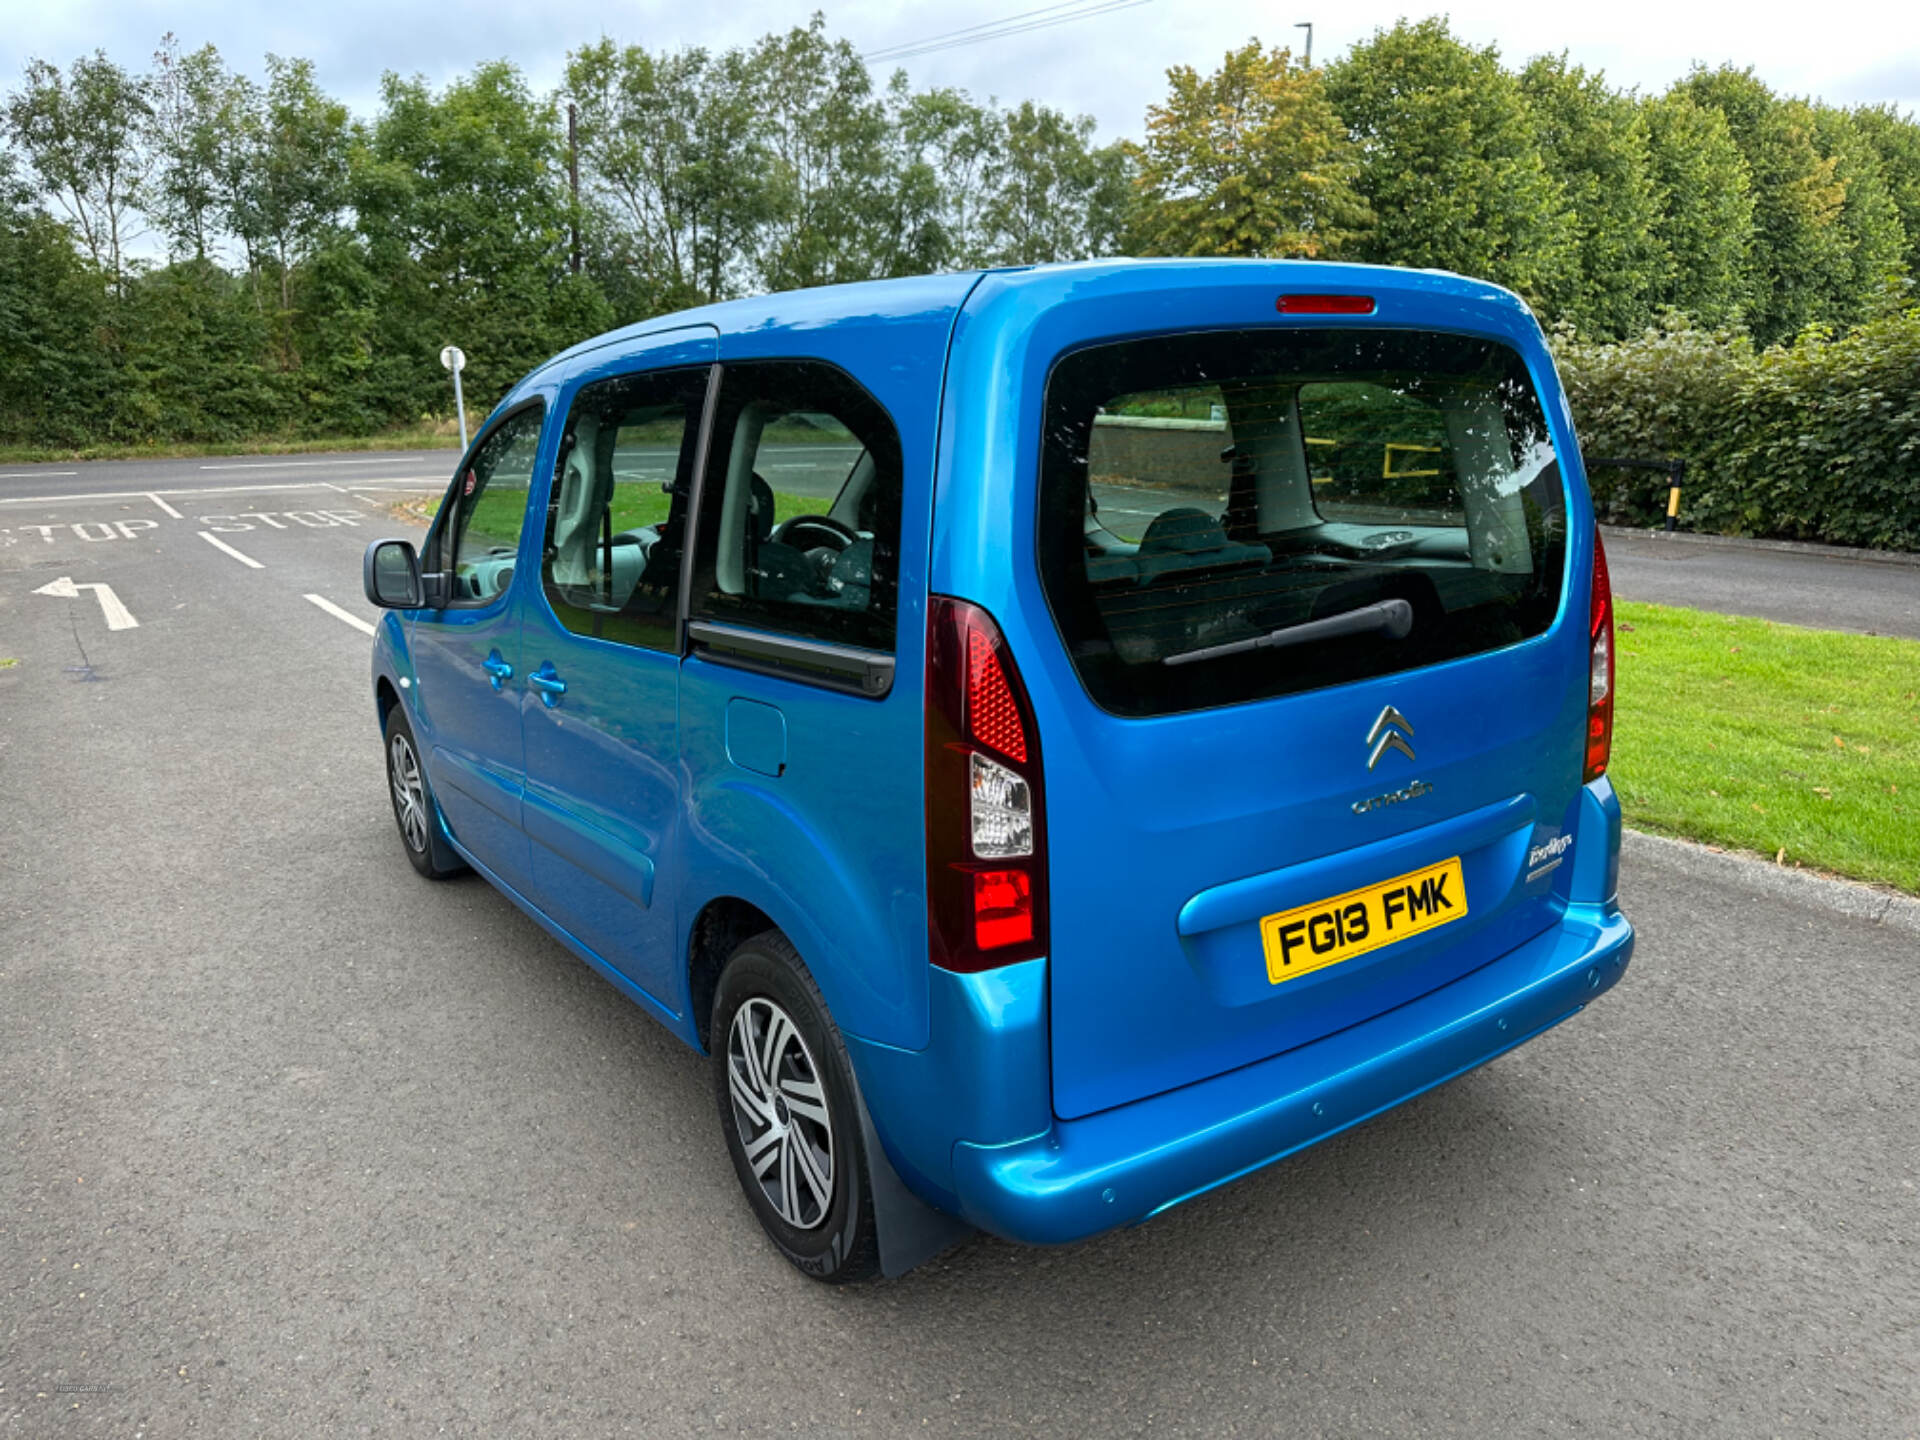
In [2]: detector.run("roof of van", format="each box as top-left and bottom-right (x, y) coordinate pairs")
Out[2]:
(515, 258), (1528, 395)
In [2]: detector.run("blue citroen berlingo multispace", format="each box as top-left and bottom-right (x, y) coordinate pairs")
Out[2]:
(363, 259), (1634, 1282)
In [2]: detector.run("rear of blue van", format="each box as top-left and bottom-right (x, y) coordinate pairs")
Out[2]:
(898, 260), (1631, 1243)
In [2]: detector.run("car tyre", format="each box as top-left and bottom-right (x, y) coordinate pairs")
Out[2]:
(383, 706), (467, 880)
(712, 929), (880, 1284)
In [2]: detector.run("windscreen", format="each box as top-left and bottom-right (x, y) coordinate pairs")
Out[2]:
(1037, 328), (1569, 717)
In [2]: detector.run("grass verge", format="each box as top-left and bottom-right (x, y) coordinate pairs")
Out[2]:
(0, 424), (468, 466)
(1612, 600), (1919, 893)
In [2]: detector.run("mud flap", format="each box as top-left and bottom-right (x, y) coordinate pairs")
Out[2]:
(848, 1067), (973, 1278)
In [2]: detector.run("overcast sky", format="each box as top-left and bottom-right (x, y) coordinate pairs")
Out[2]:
(4, 0), (1916, 137)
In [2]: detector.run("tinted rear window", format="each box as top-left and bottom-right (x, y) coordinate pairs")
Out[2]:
(1038, 328), (1568, 717)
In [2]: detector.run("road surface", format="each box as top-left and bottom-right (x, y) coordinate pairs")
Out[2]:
(1, 450), (1915, 1434)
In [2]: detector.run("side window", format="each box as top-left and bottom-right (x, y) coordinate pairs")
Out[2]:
(437, 405), (544, 606)
(688, 361), (903, 655)
(1296, 382), (1462, 523)
(541, 365), (710, 651)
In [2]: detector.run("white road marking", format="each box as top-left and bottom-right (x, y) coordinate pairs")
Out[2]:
(33, 575), (139, 630)
(0, 470), (78, 478)
(3, 520), (159, 544)
(198, 456), (435, 471)
(198, 530), (264, 568)
(197, 509), (365, 532)
(148, 492), (183, 518)
(1, 479), (437, 506)
(304, 593), (377, 636)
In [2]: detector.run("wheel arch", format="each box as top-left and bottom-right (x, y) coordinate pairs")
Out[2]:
(686, 895), (780, 1054)
(375, 675), (401, 731)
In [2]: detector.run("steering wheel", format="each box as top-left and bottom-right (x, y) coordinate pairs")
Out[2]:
(772, 514), (859, 552)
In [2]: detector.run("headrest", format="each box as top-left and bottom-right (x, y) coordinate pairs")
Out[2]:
(1138, 507), (1232, 556)
(749, 473), (775, 542)
(551, 415), (603, 587)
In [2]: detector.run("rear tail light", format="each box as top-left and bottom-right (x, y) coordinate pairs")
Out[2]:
(926, 597), (1048, 971)
(1584, 532), (1614, 783)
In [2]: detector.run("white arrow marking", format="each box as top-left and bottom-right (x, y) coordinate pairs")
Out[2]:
(33, 576), (138, 630)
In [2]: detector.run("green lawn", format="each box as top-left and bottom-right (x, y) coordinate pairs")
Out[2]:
(1611, 600), (1920, 892)
(443, 482), (818, 548)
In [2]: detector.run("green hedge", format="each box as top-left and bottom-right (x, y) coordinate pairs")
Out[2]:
(1555, 308), (1920, 551)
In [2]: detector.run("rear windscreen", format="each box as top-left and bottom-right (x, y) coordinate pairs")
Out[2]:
(1038, 328), (1568, 717)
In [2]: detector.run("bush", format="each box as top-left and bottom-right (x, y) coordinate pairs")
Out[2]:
(1554, 309), (1920, 551)
(1729, 315), (1920, 549)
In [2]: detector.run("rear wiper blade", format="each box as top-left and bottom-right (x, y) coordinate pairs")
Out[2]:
(1161, 598), (1414, 668)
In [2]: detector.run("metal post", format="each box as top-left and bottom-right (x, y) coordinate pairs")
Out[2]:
(1295, 22), (1313, 66)
(1588, 456), (1686, 534)
(440, 345), (468, 452)
(568, 102), (581, 277)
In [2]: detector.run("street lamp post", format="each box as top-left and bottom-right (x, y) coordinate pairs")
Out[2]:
(440, 345), (469, 452)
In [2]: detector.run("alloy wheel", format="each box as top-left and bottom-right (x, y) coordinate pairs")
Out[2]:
(726, 996), (835, 1230)
(389, 733), (428, 854)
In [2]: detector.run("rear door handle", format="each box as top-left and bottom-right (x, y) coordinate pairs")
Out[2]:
(481, 653), (514, 690)
(528, 664), (567, 707)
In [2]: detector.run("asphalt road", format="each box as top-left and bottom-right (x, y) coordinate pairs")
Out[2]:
(1604, 530), (1920, 639)
(3, 453), (1918, 1437)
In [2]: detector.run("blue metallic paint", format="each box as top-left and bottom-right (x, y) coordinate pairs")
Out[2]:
(369, 259), (1633, 1261)
(516, 327), (717, 1012)
(931, 261), (1604, 1121)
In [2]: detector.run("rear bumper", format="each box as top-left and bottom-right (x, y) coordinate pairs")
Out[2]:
(949, 899), (1633, 1246)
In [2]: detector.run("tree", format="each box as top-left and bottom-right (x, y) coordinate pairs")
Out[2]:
(230, 55), (352, 323)
(566, 38), (767, 311)
(742, 16), (894, 291)
(1810, 105), (1909, 323)
(889, 84), (1002, 269)
(1519, 55), (1664, 337)
(146, 36), (250, 262)
(358, 61), (611, 412)
(981, 100), (1126, 264)
(1850, 104), (1920, 280)
(1326, 19), (1575, 309)
(0, 151), (114, 445)
(1677, 67), (1846, 344)
(1639, 92), (1755, 327)
(4, 50), (151, 283)
(1130, 41), (1370, 260)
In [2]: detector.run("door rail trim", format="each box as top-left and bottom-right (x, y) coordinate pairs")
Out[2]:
(687, 620), (895, 698)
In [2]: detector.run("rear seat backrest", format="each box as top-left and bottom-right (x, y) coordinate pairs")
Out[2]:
(1133, 507), (1271, 586)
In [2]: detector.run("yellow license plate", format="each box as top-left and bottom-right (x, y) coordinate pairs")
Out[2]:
(1260, 856), (1468, 985)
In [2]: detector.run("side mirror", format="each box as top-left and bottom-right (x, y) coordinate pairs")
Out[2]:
(363, 538), (423, 609)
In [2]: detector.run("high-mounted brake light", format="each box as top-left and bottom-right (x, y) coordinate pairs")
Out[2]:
(926, 597), (1048, 971)
(1277, 294), (1376, 315)
(1584, 533), (1614, 783)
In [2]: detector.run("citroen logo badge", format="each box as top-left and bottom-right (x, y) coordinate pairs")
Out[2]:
(1365, 705), (1416, 769)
